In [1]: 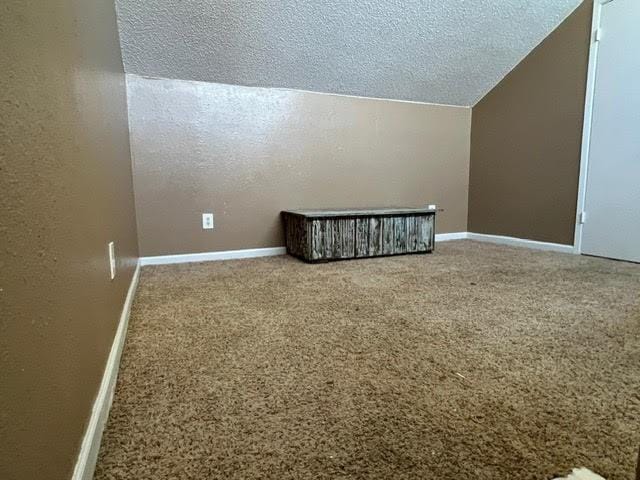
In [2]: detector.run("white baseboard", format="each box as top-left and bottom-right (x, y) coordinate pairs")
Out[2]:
(435, 232), (468, 242)
(139, 232), (575, 268)
(466, 232), (575, 254)
(140, 246), (287, 266)
(140, 237), (469, 266)
(72, 260), (141, 480)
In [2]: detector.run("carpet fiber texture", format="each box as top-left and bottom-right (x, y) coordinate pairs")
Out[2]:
(95, 240), (640, 479)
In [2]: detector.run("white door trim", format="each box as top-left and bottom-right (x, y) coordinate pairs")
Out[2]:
(573, 0), (607, 254)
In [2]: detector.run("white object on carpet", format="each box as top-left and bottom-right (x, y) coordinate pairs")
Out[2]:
(553, 468), (606, 480)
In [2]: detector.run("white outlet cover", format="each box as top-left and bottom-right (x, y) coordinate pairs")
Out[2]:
(202, 213), (214, 230)
(108, 242), (116, 280)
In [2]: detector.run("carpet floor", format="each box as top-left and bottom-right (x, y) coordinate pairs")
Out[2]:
(95, 240), (640, 479)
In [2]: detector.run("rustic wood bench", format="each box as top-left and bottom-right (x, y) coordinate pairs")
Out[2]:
(281, 208), (435, 262)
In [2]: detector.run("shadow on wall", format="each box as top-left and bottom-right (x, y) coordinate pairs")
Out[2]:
(468, 1), (592, 246)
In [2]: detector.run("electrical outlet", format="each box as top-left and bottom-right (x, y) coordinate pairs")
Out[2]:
(428, 204), (437, 210)
(202, 213), (214, 230)
(108, 241), (116, 280)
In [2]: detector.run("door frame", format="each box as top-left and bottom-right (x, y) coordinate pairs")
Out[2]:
(573, 0), (615, 254)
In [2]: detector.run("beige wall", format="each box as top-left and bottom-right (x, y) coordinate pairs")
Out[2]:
(128, 75), (471, 256)
(0, 1), (138, 479)
(468, 1), (592, 245)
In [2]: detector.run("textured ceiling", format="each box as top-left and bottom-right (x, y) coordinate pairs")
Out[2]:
(116, 0), (582, 106)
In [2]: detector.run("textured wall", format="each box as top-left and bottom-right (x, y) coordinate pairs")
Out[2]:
(116, 0), (581, 106)
(0, 1), (138, 479)
(127, 75), (471, 256)
(468, 1), (592, 245)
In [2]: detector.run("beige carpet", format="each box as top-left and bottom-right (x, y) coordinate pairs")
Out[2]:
(95, 240), (640, 479)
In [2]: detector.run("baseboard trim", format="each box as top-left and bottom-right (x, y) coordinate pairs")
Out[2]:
(435, 232), (468, 242)
(72, 260), (141, 480)
(466, 232), (574, 254)
(140, 247), (287, 266)
(139, 233), (575, 267)
(140, 237), (472, 266)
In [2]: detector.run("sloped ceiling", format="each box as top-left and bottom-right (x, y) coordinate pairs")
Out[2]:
(116, 0), (583, 106)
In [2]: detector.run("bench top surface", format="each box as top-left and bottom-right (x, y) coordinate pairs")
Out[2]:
(282, 207), (436, 218)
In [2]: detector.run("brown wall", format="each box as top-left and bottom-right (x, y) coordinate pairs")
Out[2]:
(468, 1), (592, 245)
(0, 1), (138, 479)
(127, 75), (472, 256)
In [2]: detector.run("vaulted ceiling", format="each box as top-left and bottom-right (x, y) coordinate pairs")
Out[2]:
(116, 0), (583, 106)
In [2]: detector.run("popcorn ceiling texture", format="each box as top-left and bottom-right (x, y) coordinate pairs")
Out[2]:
(115, 0), (582, 106)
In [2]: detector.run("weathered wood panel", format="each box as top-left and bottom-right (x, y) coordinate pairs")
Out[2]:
(305, 218), (314, 258)
(323, 219), (333, 258)
(281, 209), (435, 262)
(284, 214), (307, 258)
(406, 216), (417, 252)
(394, 216), (407, 254)
(369, 217), (383, 256)
(425, 216), (434, 250)
(340, 218), (355, 258)
(382, 217), (394, 255)
(331, 218), (341, 258)
(416, 215), (429, 252)
(355, 218), (369, 257)
(311, 219), (325, 260)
